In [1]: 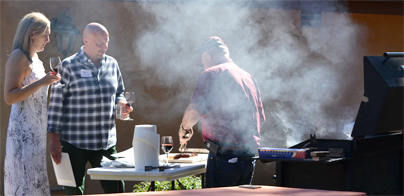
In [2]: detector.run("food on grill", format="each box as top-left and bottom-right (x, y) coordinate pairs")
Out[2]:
(174, 152), (197, 159)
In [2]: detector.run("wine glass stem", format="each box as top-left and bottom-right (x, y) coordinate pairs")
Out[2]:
(166, 153), (168, 164)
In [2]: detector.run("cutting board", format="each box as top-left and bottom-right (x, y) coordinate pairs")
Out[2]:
(160, 153), (208, 163)
(183, 148), (209, 154)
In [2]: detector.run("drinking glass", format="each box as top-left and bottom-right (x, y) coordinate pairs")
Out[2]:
(116, 103), (133, 121)
(125, 92), (135, 106)
(161, 136), (173, 165)
(122, 92), (135, 121)
(49, 56), (64, 87)
(116, 103), (124, 120)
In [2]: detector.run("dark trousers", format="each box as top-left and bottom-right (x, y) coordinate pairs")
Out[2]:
(205, 152), (255, 188)
(61, 140), (124, 195)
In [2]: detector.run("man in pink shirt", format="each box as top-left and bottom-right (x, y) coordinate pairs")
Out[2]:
(179, 36), (266, 188)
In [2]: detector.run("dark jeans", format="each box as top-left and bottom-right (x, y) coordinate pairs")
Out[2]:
(205, 152), (255, 188)
(61, 140), (124, 195)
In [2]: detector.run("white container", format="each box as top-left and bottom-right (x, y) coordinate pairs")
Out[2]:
(132, 125), (160, 171)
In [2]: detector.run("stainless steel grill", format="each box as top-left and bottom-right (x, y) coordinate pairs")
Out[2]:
(262, 53), (404, 195)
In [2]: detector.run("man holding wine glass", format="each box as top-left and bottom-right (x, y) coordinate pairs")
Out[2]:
(47, 22), (133, 195)
(179, 36), (266, 188)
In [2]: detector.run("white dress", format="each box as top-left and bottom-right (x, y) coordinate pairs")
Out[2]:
(4, 57), (50, 196)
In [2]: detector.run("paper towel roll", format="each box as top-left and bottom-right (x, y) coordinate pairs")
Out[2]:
(133, 125), (160, 170)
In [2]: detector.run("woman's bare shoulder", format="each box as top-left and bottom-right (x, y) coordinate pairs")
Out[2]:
(8, 49), (27, 59)
(7, 49), (30, 67)
(6, 49), (32, 76)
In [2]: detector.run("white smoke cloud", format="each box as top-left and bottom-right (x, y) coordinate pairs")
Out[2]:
(130, 0), (367, 147)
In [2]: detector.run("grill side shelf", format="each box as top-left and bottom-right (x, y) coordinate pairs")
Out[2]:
(254, 156), (351, 164)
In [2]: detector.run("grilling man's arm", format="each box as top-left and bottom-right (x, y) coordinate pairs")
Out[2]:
(179, 103), (203, 144)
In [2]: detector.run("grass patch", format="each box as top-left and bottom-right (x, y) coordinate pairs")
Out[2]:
(133, 175), (202, 192)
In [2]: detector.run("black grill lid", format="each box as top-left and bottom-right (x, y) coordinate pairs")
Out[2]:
(352, 53), (404, 137)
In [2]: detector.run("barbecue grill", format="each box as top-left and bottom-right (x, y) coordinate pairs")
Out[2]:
(261, 52), (403, 195)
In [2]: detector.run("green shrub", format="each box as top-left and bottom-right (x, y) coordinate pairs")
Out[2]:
(133, 175), (202, 192)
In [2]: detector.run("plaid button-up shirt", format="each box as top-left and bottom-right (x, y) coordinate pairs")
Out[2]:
(47, 46), (126, 150)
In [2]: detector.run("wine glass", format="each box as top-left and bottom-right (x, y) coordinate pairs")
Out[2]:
(49, 56), (64, 86)
(125, 92), (135, 106)
(161, 136), (173, 165)
(122, 92), (135, 121)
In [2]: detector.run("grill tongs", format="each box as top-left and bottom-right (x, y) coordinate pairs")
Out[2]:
(179, 130), (191, 153)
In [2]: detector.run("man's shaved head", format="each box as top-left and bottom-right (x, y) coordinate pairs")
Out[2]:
(83, 22), (109, 38)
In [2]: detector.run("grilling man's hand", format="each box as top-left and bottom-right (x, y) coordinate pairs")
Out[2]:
(179, 125), (193, 145)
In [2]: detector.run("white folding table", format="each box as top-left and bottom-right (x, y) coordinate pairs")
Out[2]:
(87, 161), (206, 191)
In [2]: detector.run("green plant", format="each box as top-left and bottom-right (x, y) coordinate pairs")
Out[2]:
(133, 175), (202, 192)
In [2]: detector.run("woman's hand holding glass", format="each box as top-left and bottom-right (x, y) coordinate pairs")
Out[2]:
(42, 72), (61, 86)
(49, 56), (64, 87)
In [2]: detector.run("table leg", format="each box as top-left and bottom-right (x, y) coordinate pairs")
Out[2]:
(171, 180), (175, 190)
(201, 173), (205, 188)
(117, 181), (123, 193)
(151, 181), (155, 191)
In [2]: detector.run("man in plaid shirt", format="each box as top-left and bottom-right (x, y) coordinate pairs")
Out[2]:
(47, 23), (132, 195)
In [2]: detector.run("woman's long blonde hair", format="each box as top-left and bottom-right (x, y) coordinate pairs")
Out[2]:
(12, 12), (50, 62)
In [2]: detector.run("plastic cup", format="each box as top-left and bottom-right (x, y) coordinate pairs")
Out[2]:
(116, 104), (124, 119)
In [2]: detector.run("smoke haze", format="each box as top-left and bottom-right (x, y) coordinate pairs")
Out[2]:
(127, 1), (367, 147)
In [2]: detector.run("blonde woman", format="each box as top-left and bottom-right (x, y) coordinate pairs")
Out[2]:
(3, 12), (60, 196)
